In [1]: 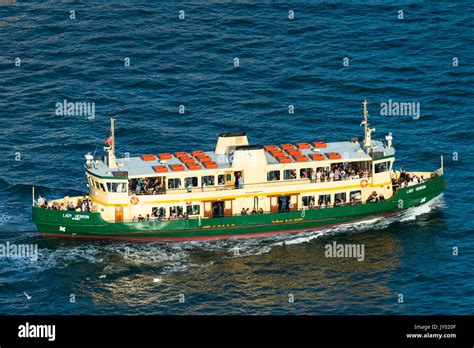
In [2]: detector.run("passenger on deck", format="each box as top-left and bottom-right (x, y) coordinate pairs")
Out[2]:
(311, 170), (316, 183)
(316, 170), (322, 183)
(329, 171), (335, 181)
(251, 207), (257, 215)
(367, 191), (380, 203)
(38, 195), (45, 208)
(241, 208), (247, 216)
(59, 203), (67, 211)
(67, 201), (75, 211)
(258, 208), (264, 214)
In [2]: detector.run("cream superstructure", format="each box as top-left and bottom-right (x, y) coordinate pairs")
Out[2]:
(83, 100), (397, 223)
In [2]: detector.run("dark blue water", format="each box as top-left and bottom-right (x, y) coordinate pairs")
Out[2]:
(0, 1), (473, 315)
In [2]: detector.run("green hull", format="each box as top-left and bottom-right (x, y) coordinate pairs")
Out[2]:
(32, 176), (445, 241)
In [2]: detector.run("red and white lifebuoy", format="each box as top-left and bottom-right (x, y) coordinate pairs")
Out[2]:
(130, 196), (139, 205)
(360, 179), (369, 188)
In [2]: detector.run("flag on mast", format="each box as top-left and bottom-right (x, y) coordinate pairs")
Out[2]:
(105, 134), (113, 147)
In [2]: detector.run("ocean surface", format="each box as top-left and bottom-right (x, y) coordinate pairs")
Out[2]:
(0, 1), (473, 315)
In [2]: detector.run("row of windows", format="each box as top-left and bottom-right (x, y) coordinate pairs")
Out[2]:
(302, 190), (362, 207)
(167, 174), (229, 189)
(267, 167), (329, 181)
(152, 204), (200, 217)
(88, 177), (128, 193)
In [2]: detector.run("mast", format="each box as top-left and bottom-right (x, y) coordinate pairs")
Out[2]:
(362, 98), (375, 151)
(107, 117), (118, 169)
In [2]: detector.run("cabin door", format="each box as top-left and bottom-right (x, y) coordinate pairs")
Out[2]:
(224, 200), (233, 216)
(289, 194), (299, 212)
(224, 171), (234, 190)
(203, 202), (212, 218)
(115, 206), (123, 222)
(211, 201), (224, 218)
(269, 196), (279, 213)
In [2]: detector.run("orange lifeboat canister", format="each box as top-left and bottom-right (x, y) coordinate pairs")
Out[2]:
(293, 155), (309, 162)
(326, 152), (342, 160)
(286, 150), (302, 157)
(181, 157), (196, 164)
(191, 150), (205, 157)
(170, 164), (185, 171)
(277, 156), (292, 163)
(141, 154), (156, 161)
(271, 151), (287, 158)
(153, 165), (168, 173)
(174, 152), (189, 159)
(158, 153), (172, 160)
(296, 143), (311, 150)
(280, 144), (295, 151)
(187, 163), (202, 170)
(309, 154), (325, 161)
(313, 141), (327, 148)
(203, 162), (218, 169)
(264, 145), (279, 152)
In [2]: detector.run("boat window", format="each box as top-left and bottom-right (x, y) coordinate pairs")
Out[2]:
(99, 182), (106, 192)
(168, 178), (182, 189)
(302, 196), (315, 208)
(185, 177), (199, 187)
(169, 206), (184, 216)
(152, 207), (165, 218)
(186, 204), (200, 215)
(106, 182), (127, 193)
(129, 177), (165, 195)
(334, 192), (347, 205)
(375, 161), (390, 173)
(202, 175), (215, 186)
(350, 190), (362, 203)
(283, 169), (297, 180)
(300, 168), (312, 179)
(318, 194), (331, 206)
(267, 170), (280, 181)
(217, 174), (225, 185)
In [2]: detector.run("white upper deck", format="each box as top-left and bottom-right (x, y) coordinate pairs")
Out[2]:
(86, 135), (395, 179)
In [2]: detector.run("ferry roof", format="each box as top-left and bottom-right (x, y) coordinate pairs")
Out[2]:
(87, 139), (395, 179)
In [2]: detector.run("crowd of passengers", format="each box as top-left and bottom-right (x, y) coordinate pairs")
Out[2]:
(276, 163), (369, 182)
(129, 178), (165, 195)
(393, 170), (426, 188)
(241, 207), (264, 215)
(305, 196), (364, 209)
(37, 195), (92, 212)
(132, 208), (188, 222)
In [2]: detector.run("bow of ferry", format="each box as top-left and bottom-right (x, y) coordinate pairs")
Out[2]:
(32, 100), (445, 241)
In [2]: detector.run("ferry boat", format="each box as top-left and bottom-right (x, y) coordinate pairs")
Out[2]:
(32, 99), (445, 241)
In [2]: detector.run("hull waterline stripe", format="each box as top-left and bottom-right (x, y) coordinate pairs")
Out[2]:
(40, 211), (399, 242)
